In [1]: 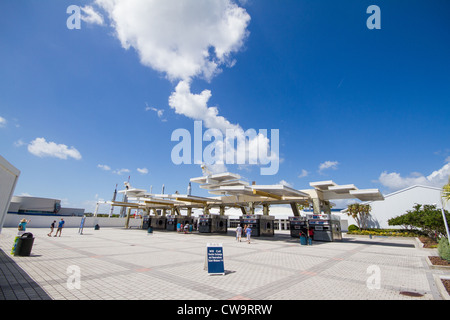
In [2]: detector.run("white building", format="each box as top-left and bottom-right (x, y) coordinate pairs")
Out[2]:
(339, 185), (450, 229)
(8, 196), (85, 217)
(0, 155), (20, 233)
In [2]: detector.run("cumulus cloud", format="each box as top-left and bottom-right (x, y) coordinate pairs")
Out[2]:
(169, 80), (240, 132)
(378, 162), (450, 191)
(112, 168), (130, 175)
(298, 169), (308, 178)
(93, 1), (279, 174)
(81, 5), (104, 25)
(97, 164), (111, 171)
(137, 167), (149, 175)
(0, 116), (6, 127)
(319, 161), (339, 173)
(95, 0), (250, 81)
(169, 80), (278, 171)
(28, 138), (82, 160)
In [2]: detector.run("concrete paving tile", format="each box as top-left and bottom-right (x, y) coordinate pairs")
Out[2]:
(1, 227), (447, 300)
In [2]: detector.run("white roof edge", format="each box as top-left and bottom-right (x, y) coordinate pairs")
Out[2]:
(0, 155), (21, 177)
(309, 180), (336, 187)
(365, 184), (444, 203)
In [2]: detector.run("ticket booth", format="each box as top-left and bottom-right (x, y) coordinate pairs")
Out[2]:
(240, 215), (274, 237)
(179, 216), (195, 229)
(166, 215), (179, 231)
(142, 216), (151, 229)
(198, 214), (228, 233)
(306, 214), (342, 242)
(289, 216), (308, 238)
(166, 215), (195, 231)
(151, 216), (167, 230)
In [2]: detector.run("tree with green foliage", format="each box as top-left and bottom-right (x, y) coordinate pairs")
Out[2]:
(442, 176), (450, 205)
(388, 204), (450, 240)
(440, 175), (450, 245)
(346, 203), (372, 230)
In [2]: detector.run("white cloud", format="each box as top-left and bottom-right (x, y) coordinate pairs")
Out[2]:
(319, 161), (339, 172)
(137, 167), (148, 175)
(145, 103), (165, 119)
(14, 139), (25, 147)
(93, 1), (277, 174)
(112, 168), (130, 175)
(97, 164), (111, 171)
(169, 80), (278, 171)
(95, 0), (250, 81)
(378, 163), (450, 191)
(81, 5), (104, 25)
(169, 80), (240, 133)
(0, 116), (6, 127)
(28, 138), (82, 160)
(278, 180), (293, 188)
(298, 169), (308, 178)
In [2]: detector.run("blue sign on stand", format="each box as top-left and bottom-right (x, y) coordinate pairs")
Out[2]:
(205, 243), (225, 275)
(78, 216), (86, 235)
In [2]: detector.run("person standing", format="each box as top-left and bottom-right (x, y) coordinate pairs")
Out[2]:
(55, 218), (65, 237)
(48, 220), (56, 237)
(246, 225), (252, 244)
(236, 224), (242, 242)
(18, 218), (30, 232)
(308, 227), (314, 245)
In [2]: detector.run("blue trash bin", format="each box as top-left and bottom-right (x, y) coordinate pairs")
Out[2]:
(147, 227), (153, 234)
(300, 235), (307, 245)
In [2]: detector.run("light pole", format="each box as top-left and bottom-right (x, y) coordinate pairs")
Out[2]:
(440, 197), (450, 245)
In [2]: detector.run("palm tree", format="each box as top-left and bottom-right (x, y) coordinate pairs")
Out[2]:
(442, 176), (450, 205)
(440, 175), (450, 244)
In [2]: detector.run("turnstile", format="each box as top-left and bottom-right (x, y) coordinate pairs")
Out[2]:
(166, 215), (194, 231)
(142, 216), (151, 229)
(151, 216), (167, 230)
(240, 215), (274, 237)
(198, 214), (228, 233)
(289, 216), (308, 238)
(306, 214), (342, 242)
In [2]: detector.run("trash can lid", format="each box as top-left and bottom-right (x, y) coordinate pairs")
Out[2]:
(21, 232), (33, 238)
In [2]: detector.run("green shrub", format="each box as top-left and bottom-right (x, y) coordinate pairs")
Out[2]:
(348, 224), (359, 232)
(438, 238), (450, 262)
(346, 228), (420, 237)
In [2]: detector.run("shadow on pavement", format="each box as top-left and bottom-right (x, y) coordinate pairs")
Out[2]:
(0, 248), (52, 300)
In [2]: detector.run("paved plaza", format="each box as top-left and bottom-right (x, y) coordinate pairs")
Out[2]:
(0, 227), (448, 300)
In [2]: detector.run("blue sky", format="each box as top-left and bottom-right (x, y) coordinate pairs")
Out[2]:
(1, 0), (449, 212)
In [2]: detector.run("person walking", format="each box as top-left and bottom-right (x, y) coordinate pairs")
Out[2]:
(308, 227), (314, 245)
(55, 218), (65, 237)
(48, 220), (56, 237)
(236, 224), (242, 242)
(246, 225), (252, 244)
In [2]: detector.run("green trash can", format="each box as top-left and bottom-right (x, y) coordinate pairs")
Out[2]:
(14, 233), (35, 256)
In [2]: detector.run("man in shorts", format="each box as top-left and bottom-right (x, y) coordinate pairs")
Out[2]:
(48, 220), (56, 237)
(55, 218), (65, 237)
